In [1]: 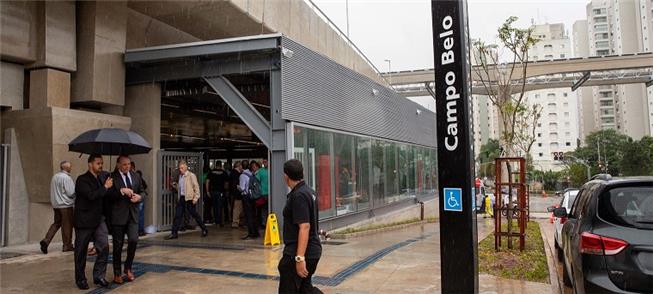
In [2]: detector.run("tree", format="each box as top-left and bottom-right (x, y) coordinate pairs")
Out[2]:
(473, 17), (541, 156)
(567, 163), (589, 187)
(572, 129), (631, 175)
(621, 137), (653, 176)
(478, 139), (500, 178)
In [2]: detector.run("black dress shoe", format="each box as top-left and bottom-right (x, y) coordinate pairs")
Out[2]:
(165, 234), (178, 240)
(39, 240), (48, 254)
(94, 278), (110, 288)
(241, 235), (257, 240)
(202, 229), (208, 237)
(76, 280), (89, 290)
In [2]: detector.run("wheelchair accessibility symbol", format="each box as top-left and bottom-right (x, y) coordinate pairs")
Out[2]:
(443, 188), (463, 212)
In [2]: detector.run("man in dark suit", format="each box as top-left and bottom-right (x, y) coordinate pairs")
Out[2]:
(74, 154), (113, 290)
(109, 155), (145, 284)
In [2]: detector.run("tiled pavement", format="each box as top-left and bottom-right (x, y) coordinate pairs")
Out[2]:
(1, 219), (553, 293)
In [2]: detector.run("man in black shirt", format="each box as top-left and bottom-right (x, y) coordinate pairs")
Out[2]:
(206, 161), (229, 227)
(278, 159), (322, 294)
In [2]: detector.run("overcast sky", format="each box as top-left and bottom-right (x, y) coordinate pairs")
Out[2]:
(313, 0), (588, 72)
(311, 0), (588, 110)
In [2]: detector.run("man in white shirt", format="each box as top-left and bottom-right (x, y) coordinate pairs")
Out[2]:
(40, 161), (76, 254)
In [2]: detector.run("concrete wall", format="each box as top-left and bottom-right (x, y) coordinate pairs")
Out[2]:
(31, 1), (76, 72)
(0, 1), (38, 63)
(0, 61), (24, 110)
(1, 108), (130, 243)
(125, 9), (200, 49)
(333, 198), (439, 233)
(124, 83), (161, 229)
(72, 1), (127, 106)
(4, 129), (29, 245)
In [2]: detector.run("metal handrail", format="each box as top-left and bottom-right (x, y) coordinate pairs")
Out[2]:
(304, 0), (392, 87)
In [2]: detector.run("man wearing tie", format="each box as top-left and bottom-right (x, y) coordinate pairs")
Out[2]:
(109, 155), (145, 284)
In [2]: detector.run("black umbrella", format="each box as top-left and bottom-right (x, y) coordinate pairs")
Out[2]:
(68, 128), (152, 156)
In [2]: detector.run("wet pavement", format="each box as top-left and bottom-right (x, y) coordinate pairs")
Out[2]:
(1, 219), (553, 293)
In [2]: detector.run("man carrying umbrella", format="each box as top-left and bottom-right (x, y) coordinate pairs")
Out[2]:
(108, 155), (145, 284)
(68, 127), (153, 289)
(73, 154), (113, 290)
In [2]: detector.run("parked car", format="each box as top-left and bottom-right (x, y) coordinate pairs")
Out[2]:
(555, 175), (653, 293)
(551, 189), (579, 260)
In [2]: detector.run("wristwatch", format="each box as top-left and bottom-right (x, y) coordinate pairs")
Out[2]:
(294, 255), (305, 262)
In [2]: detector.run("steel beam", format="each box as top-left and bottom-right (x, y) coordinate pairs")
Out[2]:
(385, 53), (653, 85)
(269, 69), (288, 229)
(571, 72), (591, 91)
(204, 76), (271, 148)
(125, 35), (280, 63)
(127, 56), (277, 86)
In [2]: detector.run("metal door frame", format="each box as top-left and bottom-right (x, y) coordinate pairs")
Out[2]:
(158, 150), (204, 231)
(0, 144), (9, 246)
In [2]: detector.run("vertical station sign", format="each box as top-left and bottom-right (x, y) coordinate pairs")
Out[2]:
(431, 0), (478, 293)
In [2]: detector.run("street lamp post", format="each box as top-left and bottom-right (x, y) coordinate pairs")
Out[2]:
(384, 59), (392, 84)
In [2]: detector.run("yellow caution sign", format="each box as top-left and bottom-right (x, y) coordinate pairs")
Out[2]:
(264, 213), (281, 246)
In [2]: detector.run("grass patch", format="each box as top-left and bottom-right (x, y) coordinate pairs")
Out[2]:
(334, 218), (425, 235)
(478, 221), (549, 283)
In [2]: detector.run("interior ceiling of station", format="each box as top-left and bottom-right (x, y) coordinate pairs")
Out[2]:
(160, 74), (270, 153)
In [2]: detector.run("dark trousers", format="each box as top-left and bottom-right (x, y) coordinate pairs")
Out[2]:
(278, 255), (321, 294)
(171, 196), (206, 235)
(243, 197), (260, 237)
(211, 191), (228, 225)
(257, 197), (268, 228)
(42, 207), (74, 250)
(74, 220), (109, 283)
(138, 202), (145, 234)
(203, 195), (213, 223)
(112, 221), (139, 275)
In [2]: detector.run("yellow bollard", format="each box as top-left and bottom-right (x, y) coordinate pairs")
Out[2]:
(264, 213), (281, 246)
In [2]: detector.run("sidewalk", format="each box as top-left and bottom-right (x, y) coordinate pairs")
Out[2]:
(1, 220), (553, 293)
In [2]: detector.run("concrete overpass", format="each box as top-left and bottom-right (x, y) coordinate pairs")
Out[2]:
(384, 53), (653, 96)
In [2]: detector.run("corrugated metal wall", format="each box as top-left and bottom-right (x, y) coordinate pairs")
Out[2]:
(280, 37), (437, 148)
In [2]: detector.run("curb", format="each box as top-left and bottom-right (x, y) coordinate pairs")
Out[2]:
(329, 219), (437, 240)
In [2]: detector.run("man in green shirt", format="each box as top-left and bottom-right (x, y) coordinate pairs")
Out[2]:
(256, 160), (270, 228)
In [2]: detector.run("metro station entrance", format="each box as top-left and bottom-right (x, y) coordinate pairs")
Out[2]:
(157, 75), (271, 231)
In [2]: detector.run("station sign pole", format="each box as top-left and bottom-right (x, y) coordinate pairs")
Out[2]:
(431, 0), (479, 293)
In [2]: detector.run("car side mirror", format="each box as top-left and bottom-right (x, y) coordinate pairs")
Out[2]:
(553, 207), (568, 218)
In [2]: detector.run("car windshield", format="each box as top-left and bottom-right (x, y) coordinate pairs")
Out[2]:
(599, 186), (653, 230)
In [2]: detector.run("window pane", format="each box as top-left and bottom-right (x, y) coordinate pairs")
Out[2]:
(372, 139), (385, 207)
(293, 127), (311, 187)
(385, 141), (399, 203)
(307, 128), (334, 219)
(399, 144), (410, 197)
(409, 145), (417, 194)
(334, 133), (355, 216)
(355, 137), (371, 211)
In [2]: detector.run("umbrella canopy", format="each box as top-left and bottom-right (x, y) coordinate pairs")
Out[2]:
(68, 128), (152, 155)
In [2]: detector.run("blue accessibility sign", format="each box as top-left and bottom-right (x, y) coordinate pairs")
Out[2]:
(443, 188), (463, 212)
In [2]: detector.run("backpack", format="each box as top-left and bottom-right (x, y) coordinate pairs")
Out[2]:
(247, 173), (262, 200)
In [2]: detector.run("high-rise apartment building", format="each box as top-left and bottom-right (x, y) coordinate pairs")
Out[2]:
(527, 23), (580, 171)
(575, 0), (652, 141)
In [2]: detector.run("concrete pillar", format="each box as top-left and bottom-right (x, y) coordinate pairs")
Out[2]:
(0, 61), (24, 110)
(0, 1), (38, 63)
(124, 83), (161, 230)
(28, 68), (71, 109)
(72, 1), (127, 107)
(30, 1), (76, 71)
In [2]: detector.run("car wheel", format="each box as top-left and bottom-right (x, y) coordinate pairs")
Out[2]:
(562, 259), (572, 287)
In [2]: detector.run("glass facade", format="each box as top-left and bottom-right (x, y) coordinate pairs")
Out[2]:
(292, 125), (437, 220)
